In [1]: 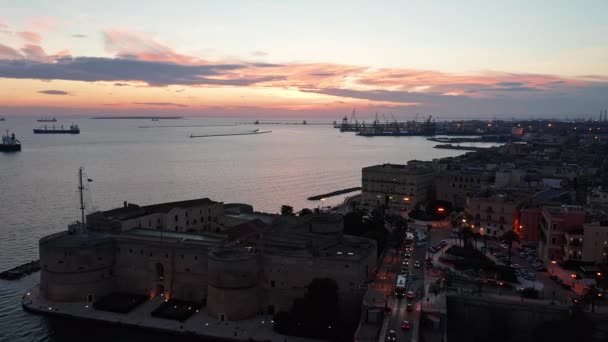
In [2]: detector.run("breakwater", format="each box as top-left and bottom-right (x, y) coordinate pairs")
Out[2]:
(0, 260), (40, 280)
(307, 187), (361, 200)
(433, 144), (489, 151)
(189, 130), (271, 138)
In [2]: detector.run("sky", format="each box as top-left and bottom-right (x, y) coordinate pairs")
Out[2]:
(0, 0), (607, 119)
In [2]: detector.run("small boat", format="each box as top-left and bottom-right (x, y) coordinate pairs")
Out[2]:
(151, 118), (160, 121)
(0, 117), (5, 121)
(0, 130), (21, 152)
(37, 117), (57, 122)
(33, 123), (80, 134)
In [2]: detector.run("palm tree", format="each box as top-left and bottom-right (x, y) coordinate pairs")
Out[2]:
(483, 234), (488, 252)
(583, 285), (600, 313)
(472, 232), (481, 249)
(501, 230), (520, 267)
(459, 226), (474, 249)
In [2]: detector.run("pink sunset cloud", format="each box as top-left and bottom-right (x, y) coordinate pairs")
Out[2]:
(0, 43), (22, 59)
(18, 31), (42, 43)
(103, 28), (200, 64)
(26, 16), (57, 31)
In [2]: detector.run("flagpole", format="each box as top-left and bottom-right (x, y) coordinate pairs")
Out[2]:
(78, 167), (86, 232)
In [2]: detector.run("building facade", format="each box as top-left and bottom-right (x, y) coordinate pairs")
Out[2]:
(465, 191), (530, 237)
(38, 199), (377, 321)
(362, 163), (435, 213)
(538, 206), (585, 262)
(435, 169), (493, 209)
(562, 221), (608, 264)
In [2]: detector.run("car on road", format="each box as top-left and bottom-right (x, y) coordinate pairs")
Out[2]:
(406, 303), (413, 312)
(386, 329), (397, 341)
(406, 291), (415, 299)
(414, 261), (421, 268)
(404, 252), (411, 259)
(401, 268), (408, 275)
(401, 320), (411, 330)
(402, 261), (409, 267)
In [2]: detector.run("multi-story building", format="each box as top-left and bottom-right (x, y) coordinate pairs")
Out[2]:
(361, 163), (435, 213)
(538, 205), (585, 262)
(435, 169), (493, 209)
(35, 198), (377, 322)
(519, 189), (574, 242)
(588, 186), (608, 210)
(465, 190), (531, 237)
(563, 221), (608, 264)
(87, 198), (225, 233)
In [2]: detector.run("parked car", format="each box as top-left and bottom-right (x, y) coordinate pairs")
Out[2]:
(386, 329), (397, 341)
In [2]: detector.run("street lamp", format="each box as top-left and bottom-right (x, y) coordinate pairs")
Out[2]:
(499, 282), (504, 295)
(571, 274), (576, 290)
(551, 260), (557, 275)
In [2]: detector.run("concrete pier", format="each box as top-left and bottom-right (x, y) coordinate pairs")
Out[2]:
(23, 285), (317, 342)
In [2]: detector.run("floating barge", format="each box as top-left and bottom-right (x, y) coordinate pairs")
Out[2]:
(33, 124), (80, 134)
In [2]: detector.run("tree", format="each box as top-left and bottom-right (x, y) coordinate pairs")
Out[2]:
(281, 205), (295, 216)
(501, 230), (520, 267)
(472, 232), (480, 249)
(583, 285), (600, 313)
(299, 208), (313, 216)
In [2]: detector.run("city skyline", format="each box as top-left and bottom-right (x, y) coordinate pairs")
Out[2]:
(1, 0), (607, 118)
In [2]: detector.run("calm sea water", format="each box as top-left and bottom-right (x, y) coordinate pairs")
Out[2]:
(0, 116), (496, 341)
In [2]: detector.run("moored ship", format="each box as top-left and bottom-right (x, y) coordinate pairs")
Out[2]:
(1, 130), (21, 152)
(33, 123), (80, 134)
(37, 117), (57, 122)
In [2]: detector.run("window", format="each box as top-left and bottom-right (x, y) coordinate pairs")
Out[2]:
(271, 280), (275, 288)
(175, 215), (179, 222)
(194, 256), (198, 260)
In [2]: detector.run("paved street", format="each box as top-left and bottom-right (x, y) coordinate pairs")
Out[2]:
(376, 226), (432, 342)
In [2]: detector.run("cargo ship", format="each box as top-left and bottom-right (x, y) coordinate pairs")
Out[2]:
(1, 130), (21, 152)
(33, 123), (80, 134)
(37, 117), (57, 122)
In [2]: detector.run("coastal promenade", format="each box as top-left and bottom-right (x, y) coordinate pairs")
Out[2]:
(23, 285), (315, 342)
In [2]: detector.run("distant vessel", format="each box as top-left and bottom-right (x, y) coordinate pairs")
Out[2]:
(0, 117), (5, 121)
(33, 123), (80, 134)
(37, 118), (57, 122)
(151, 118), (160, 121)
(0, 130), (21, 152)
